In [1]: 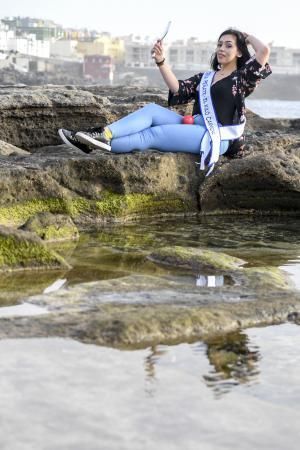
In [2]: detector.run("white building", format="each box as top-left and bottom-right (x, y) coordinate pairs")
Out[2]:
(7, 34), (50, 58)
(168, 38), (216, 70)
(124, 35), (155, 68)
(0, 52), (10, 69)
(50, 39), (79, 59)
(269, 46), (300, 74)
(123, 35), (217, 70)
(0, 21), (15, 51)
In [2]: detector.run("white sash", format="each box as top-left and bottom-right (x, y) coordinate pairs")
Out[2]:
(198, 71), (246, 176)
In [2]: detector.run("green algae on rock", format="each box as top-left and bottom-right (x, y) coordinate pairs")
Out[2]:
(148, 246), (292, 292)
(94, 192), (191, 218)
(0, 225), (71, 271)
(21, 212), (79, 242)
(148, 246), (245, 271)
(0, 193), (193, 229)
(0, 199), (67, 228)
(242, 266), (292, 291)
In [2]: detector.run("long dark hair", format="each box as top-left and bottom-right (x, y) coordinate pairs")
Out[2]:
(211, 28), (251, 70)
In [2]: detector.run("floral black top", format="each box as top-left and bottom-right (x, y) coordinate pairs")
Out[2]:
(168, 56), (272, 157)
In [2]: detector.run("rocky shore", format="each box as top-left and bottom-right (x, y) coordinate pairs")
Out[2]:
(0, 84), (299, 264)
(0, 85), (299, 228)
(0, 84), (300, 347)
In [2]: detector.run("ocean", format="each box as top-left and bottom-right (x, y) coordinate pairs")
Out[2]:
(246, 99), (300, 119)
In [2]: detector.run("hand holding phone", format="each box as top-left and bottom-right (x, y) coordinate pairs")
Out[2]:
(151, 21), (172, 58)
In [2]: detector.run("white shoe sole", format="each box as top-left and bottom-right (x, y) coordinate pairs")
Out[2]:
(58, 128), (83, 152)
(76, 132), (111, 151)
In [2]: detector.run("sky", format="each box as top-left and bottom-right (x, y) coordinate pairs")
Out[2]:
(1, 0), (299, 48)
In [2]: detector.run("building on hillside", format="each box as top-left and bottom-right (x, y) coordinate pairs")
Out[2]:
(0, 21), (15, 51)
(123, 36), (216, 70)
(77, 33), (124, 63)
(123, 35), (154, 68)
(50, 39), (80, 59)
(2, 16), (63, 40)
(7, 34), (50, 58)
(83, 54), (114, 84)
(269, 46), (300, 74)
(62, 28), (94, 40)
(168, 38), (215, 70)
(0, 52), (10, 69)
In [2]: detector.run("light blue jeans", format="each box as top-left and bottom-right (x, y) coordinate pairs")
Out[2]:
(108, 103), (229, 155)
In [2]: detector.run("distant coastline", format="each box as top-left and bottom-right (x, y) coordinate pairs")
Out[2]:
(250, 74), (300, 101)
(116, 68), (300, 101)
(1, 66), (300, 102)
(169, 71), (300, 101)
(246, 99), (300, 118)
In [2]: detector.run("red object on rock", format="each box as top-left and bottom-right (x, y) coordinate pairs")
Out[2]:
(182, 115), (194, 125)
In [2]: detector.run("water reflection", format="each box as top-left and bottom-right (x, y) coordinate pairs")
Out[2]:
(1, 215), (300, 306)
(0, 324), (299, 450)
(143, 331), (260, 397)
(0, 270), (69, 306)
(203, 331), (260, 396)
(82, 216), (300, 283)
(144, 345), (168, 396)
(196, 274), (224, 287)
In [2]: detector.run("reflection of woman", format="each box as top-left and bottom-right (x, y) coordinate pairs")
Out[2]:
(204, 331), (260, 393)
(59, 28), (271, 174)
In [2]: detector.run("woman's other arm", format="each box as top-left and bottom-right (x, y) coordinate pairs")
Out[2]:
(243, 33), (271, 66)
(151, 40), (179, 93)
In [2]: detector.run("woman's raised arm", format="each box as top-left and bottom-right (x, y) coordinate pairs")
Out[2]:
(151, 40), (179, 93)
(243, 33), (271, 66)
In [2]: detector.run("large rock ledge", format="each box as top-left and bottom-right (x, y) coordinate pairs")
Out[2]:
(0, 147), (200, 229)
(0, 85), (299, 236)
(0, 85), (168, 149)
(200, 129), (300, 213)
(0, 274), (299, 348)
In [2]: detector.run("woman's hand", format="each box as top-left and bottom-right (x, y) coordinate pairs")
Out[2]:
(242, 32), (250, 44)
(151, 39), (179, 93)
(242, 32), (270, 66)
(151, 40), (165, 63)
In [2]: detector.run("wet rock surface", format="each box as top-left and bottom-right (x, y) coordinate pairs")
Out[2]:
(148, 246), (245, 271)
(0, 273), (299, 348)
(0, 214), (299, 346)
(0, 86), (300, 344)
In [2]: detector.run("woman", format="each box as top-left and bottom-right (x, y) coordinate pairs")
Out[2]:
(59, 29), (271, 174)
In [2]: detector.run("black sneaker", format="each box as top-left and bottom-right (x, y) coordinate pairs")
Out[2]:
(75, 127), (111, 152)
(58, 128), (93, 154)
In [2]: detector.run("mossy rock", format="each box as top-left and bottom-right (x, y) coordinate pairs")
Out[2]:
(0, 198), (67, 228)
(242, 266), (292, 291)
(0, 192), (194, 228)
(148, 246), (245, 271)
(21, 212), (79, 242)
(94, 192), (193, 218)
(0, 225), (71, 271)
